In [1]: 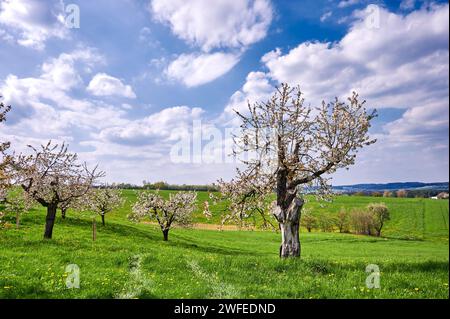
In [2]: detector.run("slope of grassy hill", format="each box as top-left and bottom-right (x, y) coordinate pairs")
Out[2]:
(119, 190), (449, 240)
(0, 191), (448, 299)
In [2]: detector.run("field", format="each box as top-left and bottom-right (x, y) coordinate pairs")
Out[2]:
(0, 190), (448, 299)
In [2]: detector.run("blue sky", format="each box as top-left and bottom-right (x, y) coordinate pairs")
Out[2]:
(0, 0), (448, 185)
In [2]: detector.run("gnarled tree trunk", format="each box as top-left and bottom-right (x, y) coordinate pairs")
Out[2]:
(44, 204), (57, 239)
(101, 213), (105, 226)
(61, 208), (66, 219)
(273, 197), (304, 258)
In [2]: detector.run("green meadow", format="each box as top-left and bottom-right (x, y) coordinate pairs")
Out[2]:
(0, 190), (448, 299)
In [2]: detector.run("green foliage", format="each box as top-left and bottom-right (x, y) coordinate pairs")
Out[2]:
(301, 211), (317, 232)
(318, 214), (336, 232)
(336, 208), (350, 233)
(367, 203), (390, 236)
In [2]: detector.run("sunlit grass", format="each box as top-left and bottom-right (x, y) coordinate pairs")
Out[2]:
(0, 192), (448, 298)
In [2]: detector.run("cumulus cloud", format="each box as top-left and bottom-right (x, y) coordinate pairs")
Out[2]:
(87, 73), (136, 99)
(0, 0), (67, 50)
(222, 4), (449, 182)
(400, 0), (416, 10)
(0, 48), (122, 142)
(260, 4), (449, 143)
(151, 0), (273, 87)
(166, 52), (241, 87)
(99, 106), (204, 146)
(221, 71), (274, 125)
(150, 0), (273, 52)
(338, 0), (360, 9)
(0, 48), (214, 184)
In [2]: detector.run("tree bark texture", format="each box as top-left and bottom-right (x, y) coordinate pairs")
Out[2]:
(163, 229), (169, 241)
(273, 197), (304, 258)
(44, 204), (57, 239)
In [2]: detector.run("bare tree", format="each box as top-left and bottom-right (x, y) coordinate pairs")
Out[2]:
(130, 191), (197, 241)
(85, 187), (124, 226)
(8, 141), (104, 239)
(219, 83), (376, 258)
(367, 203), (390, 237)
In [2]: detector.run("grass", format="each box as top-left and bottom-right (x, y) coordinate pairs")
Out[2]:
(0, 191), (448, 299)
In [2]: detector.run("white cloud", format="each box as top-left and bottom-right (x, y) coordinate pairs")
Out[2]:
(261, 4), (449, 114)
(0, 49), (120, 139)
(221, 71), (273, 124)
(338, 0), (360, 9)
(221, 4), (449, 183)
(41, 49), (104, 90)
(87, 73), (136, 99)
(0, 47), (216, 185)
(166, 52), (240, 87)
(320, 11), (333, 22)
(99, 105), (204, 145)
(400, 0), (415, 10)
(0, 0), (67, 50)
(152, 0), (273, 87)
(150, 0), (273, 52)
(139, 27), (151, 42)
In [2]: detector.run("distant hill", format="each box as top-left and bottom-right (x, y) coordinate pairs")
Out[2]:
(333, 182), (449, 193)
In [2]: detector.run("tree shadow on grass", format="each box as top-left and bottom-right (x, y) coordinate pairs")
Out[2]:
(166, 234), (263, 257)
(11, 216), (262, 257)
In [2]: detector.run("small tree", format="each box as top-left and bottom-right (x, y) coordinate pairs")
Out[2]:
(130, 191), (197, 241)
(383, 190), (392, 198)
(301, 211), (317, 232)
(219, 83), (376, 257)
(318, 214), (335, 232)
(350, 209), (374, 235)
(86, 188), (124, 226)
(367, 203), (389, 237)
(437, 192), (449, 199)
(3, 190), (32, 229)
(371, 191), (382, 197)
(9, 141), (104, 239)
(335, 208), (350, 233)
(396, 189), (408, 198)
